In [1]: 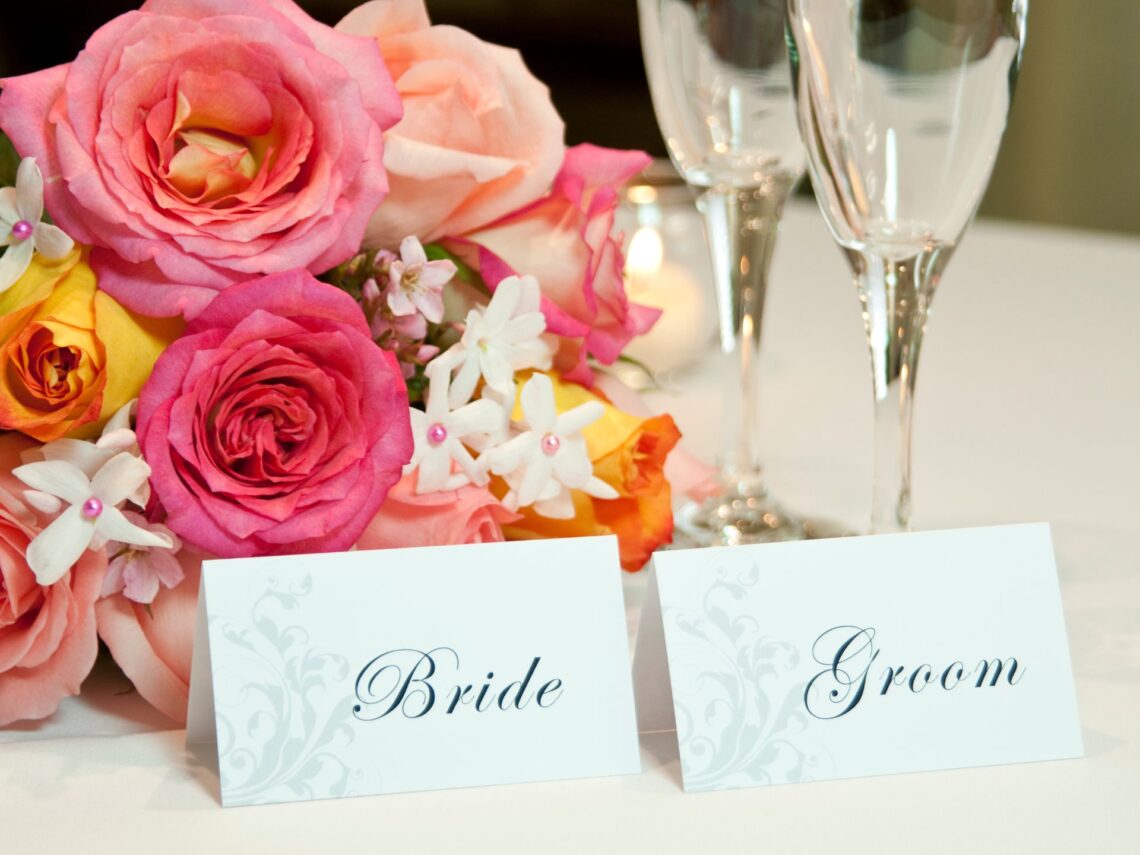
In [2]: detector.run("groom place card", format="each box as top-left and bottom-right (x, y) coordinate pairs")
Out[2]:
(634, 523), (1083, 792)
(187, 536), (640, 807)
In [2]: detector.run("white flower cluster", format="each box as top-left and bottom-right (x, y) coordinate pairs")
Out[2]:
(12, 402), (178, 592)
(404, 275), (617, 519)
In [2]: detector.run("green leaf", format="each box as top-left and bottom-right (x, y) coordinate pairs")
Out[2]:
(424, 243), (491, 297)
(404, 366), (429, 405)
(591, 354), (665, 392)
(616, 353), (664, 389)
(0, 132), (18, 188)
(320, 248), (379, 301)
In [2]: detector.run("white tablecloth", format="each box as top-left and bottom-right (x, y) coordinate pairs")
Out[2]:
(4, 203), (1139, 853)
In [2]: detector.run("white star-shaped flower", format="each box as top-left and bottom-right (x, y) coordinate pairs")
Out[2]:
(406, 367), (504, 494)
(432, 274), (553, 408)
(462, 383), (516, 455)
(20, 400), (149, 512)
(486, 373), (618, 519)
(13, 452), (172, 586)
(386, 236), (454, 323)
(0, 157), (75, 291)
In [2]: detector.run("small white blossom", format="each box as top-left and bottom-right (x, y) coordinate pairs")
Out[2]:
(386, 236), (454, 323)
(486, 373), (618, 519)
(405, 366), (503, 494)
(102, 513), (184, 604)
(431, 275), (553, 408)
(21, 401), (149, 511)
(463, 383), (516, 455)
(0, 158), (74, 291)
(14, 453), (172, 586)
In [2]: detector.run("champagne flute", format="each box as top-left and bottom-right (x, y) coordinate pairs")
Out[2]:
(786, 0), (1028, 532)
(639, 0), (830, 545)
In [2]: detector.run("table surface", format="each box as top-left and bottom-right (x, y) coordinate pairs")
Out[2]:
(4, 203), (1139, 854)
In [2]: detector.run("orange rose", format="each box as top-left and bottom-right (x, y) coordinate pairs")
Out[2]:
(0, 249), (182, 441)
(500, 373), (680, 571)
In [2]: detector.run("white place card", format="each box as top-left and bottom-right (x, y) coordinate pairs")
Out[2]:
(187, 536), (640, 806)
(634, 523), (1083, 791)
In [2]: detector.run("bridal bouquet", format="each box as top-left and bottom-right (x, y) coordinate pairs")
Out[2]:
(0, 0), (683, 727)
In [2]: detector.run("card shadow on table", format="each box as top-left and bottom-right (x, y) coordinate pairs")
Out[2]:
(184, 740), (222, 804)
(1078, 727), (1125, 759)
(141, 736), (224, 810)
(638, 729), (684, 791)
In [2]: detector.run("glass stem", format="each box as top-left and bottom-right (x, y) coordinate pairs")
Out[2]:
(697, 178), (793, 496)
(847, 246), (951, 533)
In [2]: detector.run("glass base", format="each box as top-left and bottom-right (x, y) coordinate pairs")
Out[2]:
(673, 491), (848, 548)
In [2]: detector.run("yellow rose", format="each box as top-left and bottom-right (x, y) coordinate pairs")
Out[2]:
(0, 249), (183, 441)
(499, 372), (681, 571)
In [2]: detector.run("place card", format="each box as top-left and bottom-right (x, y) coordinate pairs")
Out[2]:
(633, 523), (1083, 791)
(187, 536), (640, 806)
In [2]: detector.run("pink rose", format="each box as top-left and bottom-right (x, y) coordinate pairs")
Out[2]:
(448, 144), (661, 385)
(356, 474), (519, 550)
(0, 0), (402, 318)
(0, 433), (105, 726)
(96, 548), (203, 725)
(337, 0), (564, 249)
(137, 269), (414, 557)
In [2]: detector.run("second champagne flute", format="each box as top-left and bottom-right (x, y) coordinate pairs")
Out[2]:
(639, 0), (831, 545)
(786, 0), (1028, 533)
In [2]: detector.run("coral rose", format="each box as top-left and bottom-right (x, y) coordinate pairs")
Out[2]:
(0, 432), (105, 726)
(338, 0), (564, 249)
(0, 249), (182, 442)
(96, 547), (203, 725)
(356, 473), (518, 550)
(137, 269), (413, 558)
(499, 372), (680, 571)
(0, 0), (402, 318)
(449, 145), (661, 385)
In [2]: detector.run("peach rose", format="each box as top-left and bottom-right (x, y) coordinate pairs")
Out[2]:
(338, 0), (565, 249)
(0, 432), (105, 726)
(96, 548), (203, 725)
(356, 473), (519, 550)
(450, 145), (660, 385)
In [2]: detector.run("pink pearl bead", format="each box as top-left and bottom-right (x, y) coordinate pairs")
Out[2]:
(541, 433), (561, 455)
(11, 220), (34, 241)
(427, 423), (448, 445)
(81, 497), (104, 519)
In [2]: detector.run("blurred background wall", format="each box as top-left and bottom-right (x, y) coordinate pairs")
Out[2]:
(2, 0), (1136, 235)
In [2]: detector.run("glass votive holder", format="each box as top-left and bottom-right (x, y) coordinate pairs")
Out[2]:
(616, 159), (718, 381)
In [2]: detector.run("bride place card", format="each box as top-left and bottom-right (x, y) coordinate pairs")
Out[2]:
(633, 523), (1083, 792)
(187, 536), (640, 806)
